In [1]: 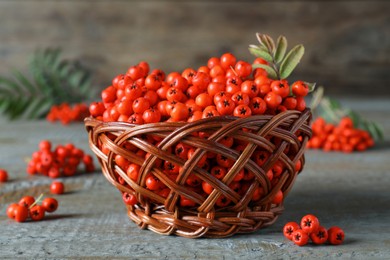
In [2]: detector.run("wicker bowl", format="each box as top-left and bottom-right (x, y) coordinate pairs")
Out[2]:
(85, 109), (312, 238)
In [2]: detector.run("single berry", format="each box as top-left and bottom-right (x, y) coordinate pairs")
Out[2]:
(0, 169), (8, 182)
(29, 205), (46, 221)
(300, 214), (320, 234)
(292, 229), (309, 246)
(50, 181), (65, 195)
(13, 204), (29, 222)
(310, 226), (328, 245)
(41, 197), (59, 213)
(328, 226), (345, 245)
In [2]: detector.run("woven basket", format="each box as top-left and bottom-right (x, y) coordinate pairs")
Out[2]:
(85, 109), (312, 238)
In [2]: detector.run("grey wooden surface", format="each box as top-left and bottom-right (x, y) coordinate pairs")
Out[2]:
(0, 98), (389, 259)
(0, 1), (389, 97)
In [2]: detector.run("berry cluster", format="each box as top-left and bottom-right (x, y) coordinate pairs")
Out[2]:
(46, 103), (89, 125)
(283, 214), (345, 246)
(26, 140), (95, 178)
(307, 117), (374, 152)
(6, 195), (59, 223)
(89, 54), (309, 124)
(0, 168), (8, 182)
(89, 54), (310, 208)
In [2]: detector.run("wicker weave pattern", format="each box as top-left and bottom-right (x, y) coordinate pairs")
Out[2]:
(85, 109), (312, 238)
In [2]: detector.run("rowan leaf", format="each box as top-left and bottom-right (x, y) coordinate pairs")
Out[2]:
(279, 44), (305, 79)
(248, 46), (273, 63)
(274, 36), (287, 64)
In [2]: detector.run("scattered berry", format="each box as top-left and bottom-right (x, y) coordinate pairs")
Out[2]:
(283, 222), (300, 241)
(41, 197), (59, 213)
(310, 226), (328, 245)
(50, 181), (65, 195)
(0, 169), (8, 182)
(300, 214), (320, 234)
(292, 229), (309, 246)
(328, 226), (345, 245)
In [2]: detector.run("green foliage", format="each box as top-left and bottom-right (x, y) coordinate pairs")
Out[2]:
(249, 33), (310, 86)
(0, 48), (94, 120)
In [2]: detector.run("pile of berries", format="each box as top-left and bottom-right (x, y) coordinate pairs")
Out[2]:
(283, 214), (345, 246)
(0, 168), (8, 182)
(6, 195), (59, 223)
(26, 140), (95, 178)
(89, 55), (309, 124)
(46, 102), (89, 125)
(307, 117), (374, 152)
(89, 54), (310, 208)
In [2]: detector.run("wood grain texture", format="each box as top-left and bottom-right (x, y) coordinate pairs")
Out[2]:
(0, 1), (389, 97)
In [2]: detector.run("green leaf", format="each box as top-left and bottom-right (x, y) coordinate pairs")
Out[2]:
(12, 70), (37, 94)
(252, 64), (278, 80)
(279, 44), (305, 79)
(0, 47), (94, 120)
(248, 46), (273, 63)
(304, 82), (316, 92)
(372, 122), (384, 141)
(274, 36), (287, 63)
(0, 76), (25, 94)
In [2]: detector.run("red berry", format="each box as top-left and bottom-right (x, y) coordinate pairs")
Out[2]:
(122, 192), (137, 206)
(42, 197), (59, 213)
(271, 190), (283, 204)
(0, 169), (8, 182)
(18, 196), (35, 208)
(310, 226), (328, 245)
(300, 214), (320, 234)
(328, 226), (345, 245)
(50, 181), (65, 195)
(283, 222), (301, 240)
(6, 203), (18, 219)
(292, 229), (309, 246)
(13, 204), (29, 222)
(29, 205), (46, 221)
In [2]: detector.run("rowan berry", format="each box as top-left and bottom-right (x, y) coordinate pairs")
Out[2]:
(271, 80), (290, 98)
(13, 204), (29, 222)
(220, 53), (236, 70)
(29, 205), (46, 221)
(283, 222), (300, 240)
(122, 192), (137, 206)
(310, 226), (329, 245)
(234, 61), (252, 78)
(264, 92), (282, 109)
(328, 226), (345, 245)
(0, 169), (8, 182)
(41, 197), (59, 213)
(50, 181), (65, 195)
(300, 214), (320, 234)
(18, 196), (35, 208)
(292, 229), (309, 246)
(7, 203), (18, 219)
(292, 81), (309, 97)
(250, 97), (267, 115)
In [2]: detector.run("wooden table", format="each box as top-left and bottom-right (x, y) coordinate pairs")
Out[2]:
(1, 98), (389, 259)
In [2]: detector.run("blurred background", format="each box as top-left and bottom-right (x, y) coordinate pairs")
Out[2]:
(0, 0), (389, 98)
